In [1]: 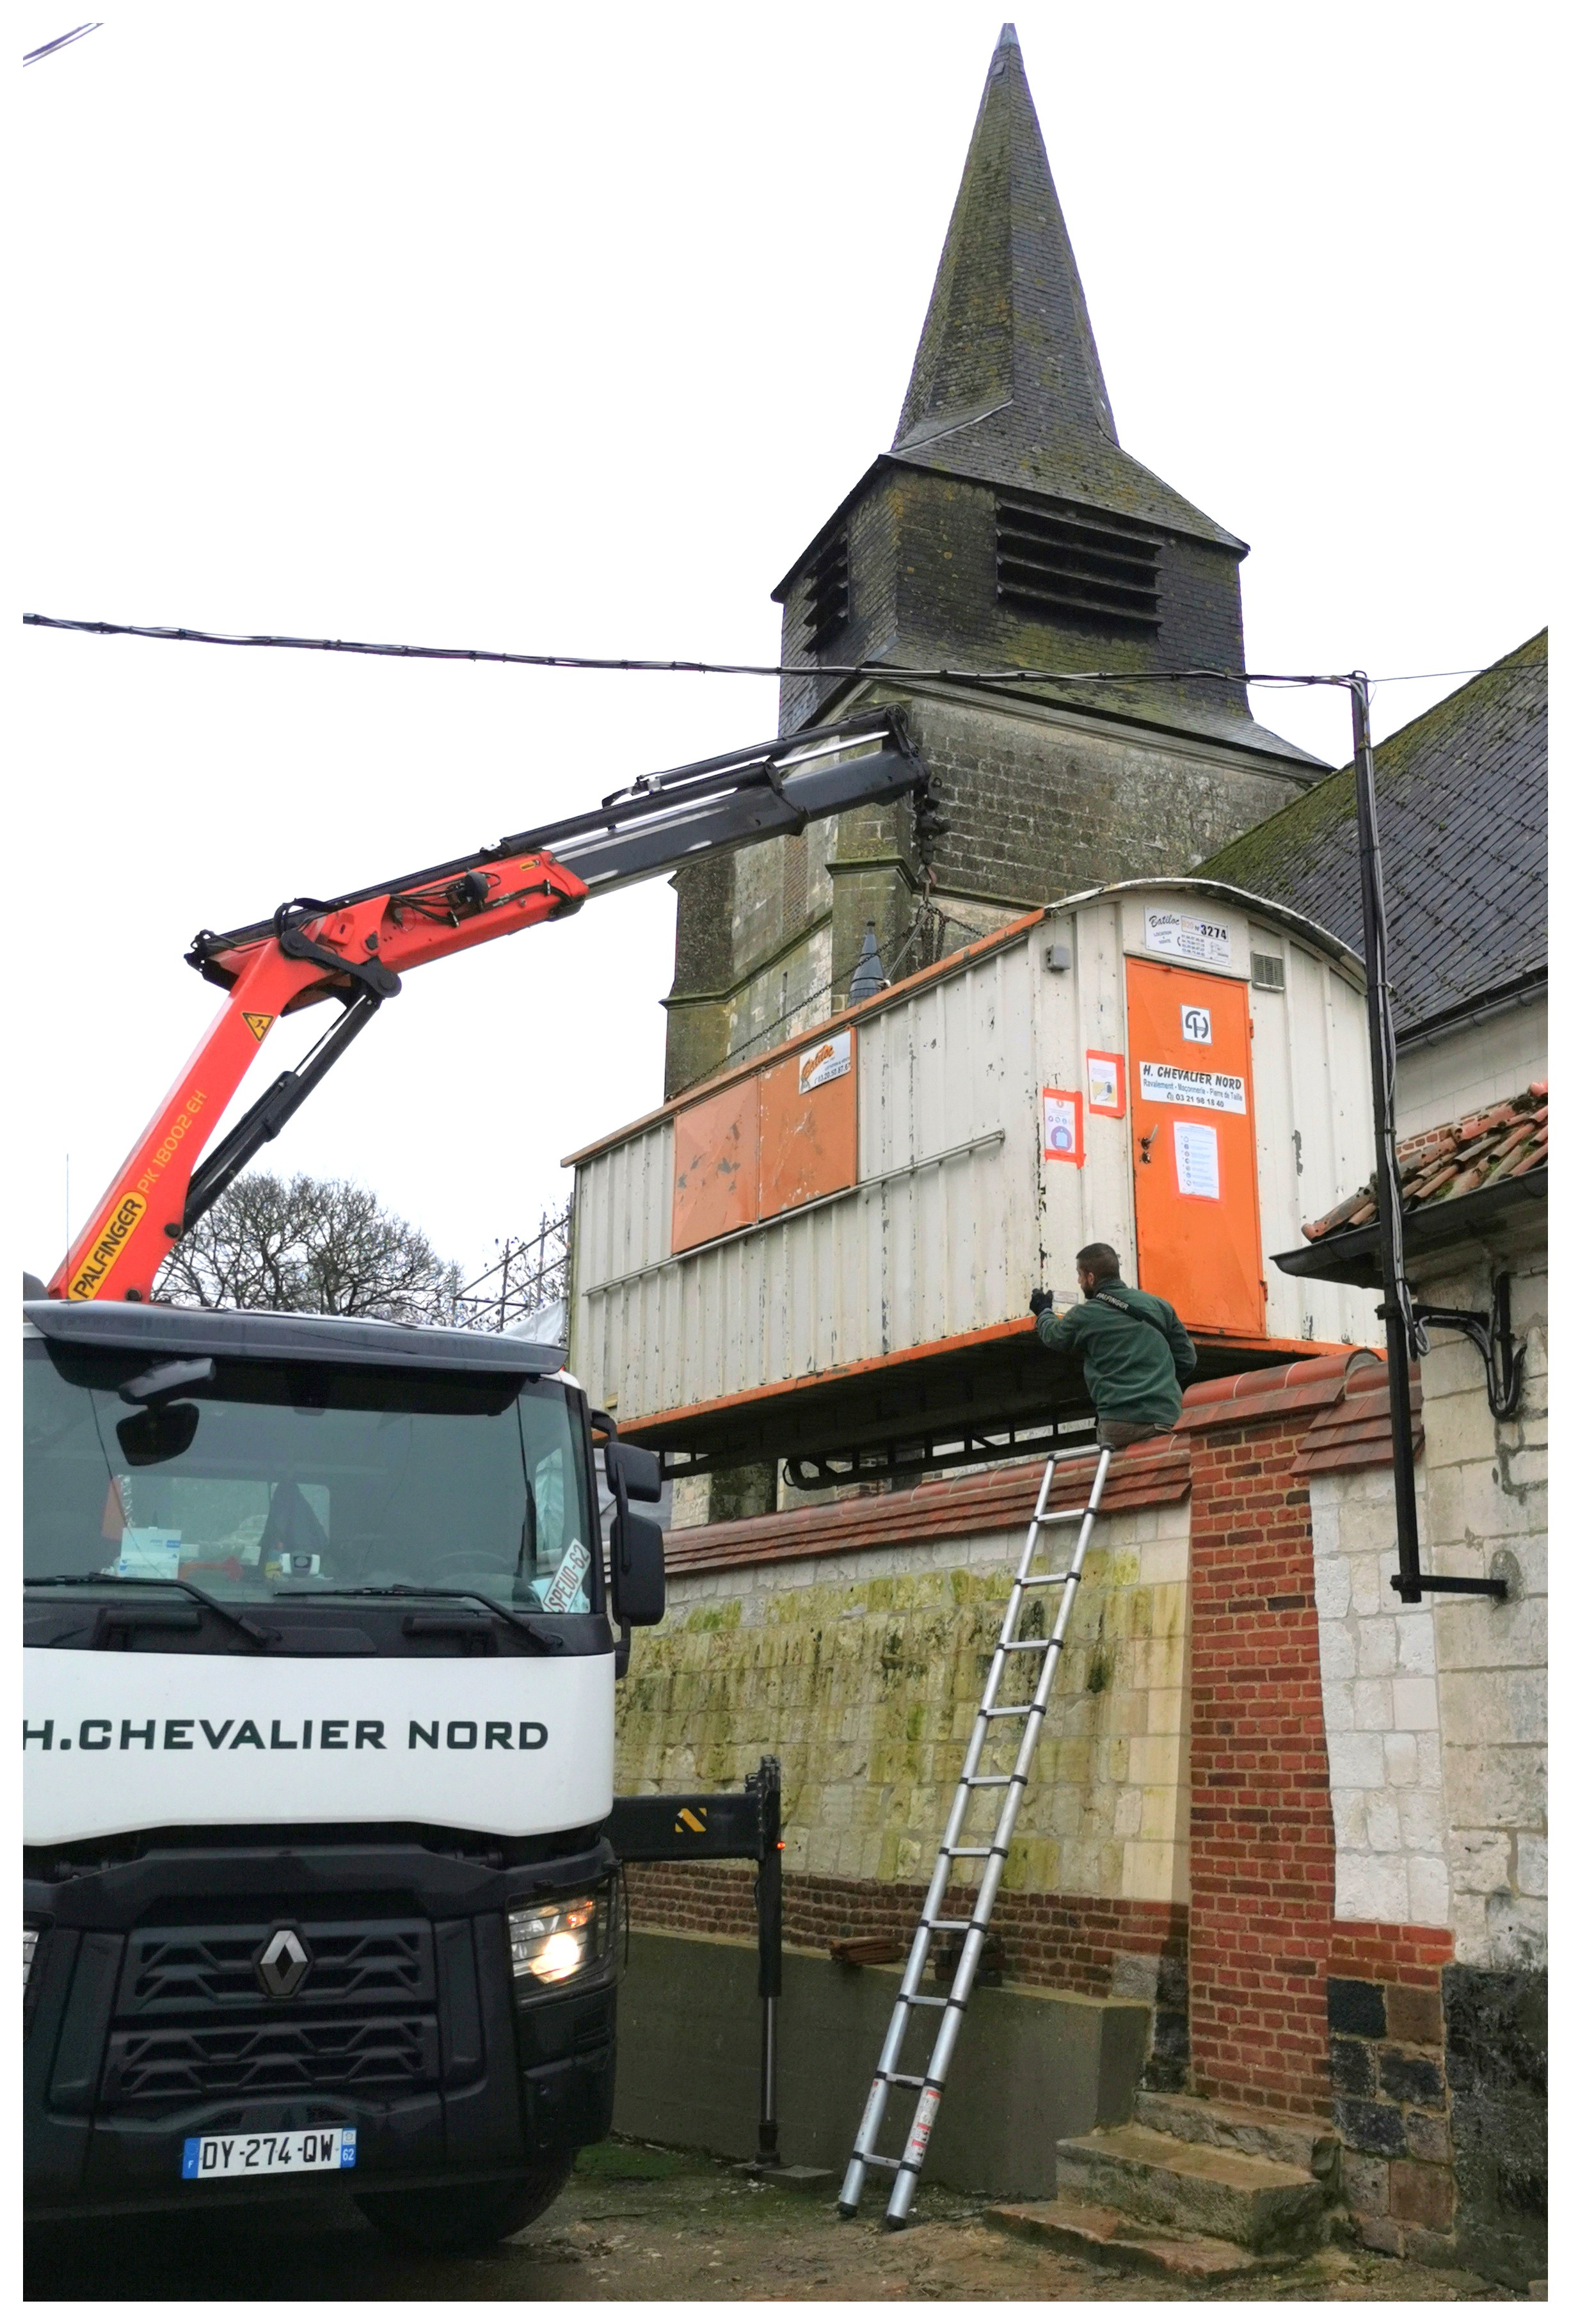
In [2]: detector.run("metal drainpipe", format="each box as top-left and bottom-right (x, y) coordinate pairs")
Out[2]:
(1350, 675), (1504, 1605)
(751, 1756), (784, 2167)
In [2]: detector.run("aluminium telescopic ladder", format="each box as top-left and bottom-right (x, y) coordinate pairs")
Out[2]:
(838, 1439), (1115, 2230)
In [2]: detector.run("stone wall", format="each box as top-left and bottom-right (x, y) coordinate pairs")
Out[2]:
(1325, 1923), (1458, 2264)
(614, 1341), (1543, 2277)
(661, 678), (1312, 1098)
(617, 1463), (1193, 1909)
(1419, 1240), (1547, 1972)
(1393, 999), (1547, 1139)
(1303, 1226), (1547, 2281)
(1310, 1460), (1451, 1930)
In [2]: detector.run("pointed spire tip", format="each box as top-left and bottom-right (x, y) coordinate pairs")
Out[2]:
(997, 22), (1019, 46)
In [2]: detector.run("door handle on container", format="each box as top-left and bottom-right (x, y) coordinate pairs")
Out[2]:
(1138, 1128), (1160, 1164)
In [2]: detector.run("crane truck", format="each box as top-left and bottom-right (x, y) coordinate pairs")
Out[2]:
(24, 708), (932, 2250)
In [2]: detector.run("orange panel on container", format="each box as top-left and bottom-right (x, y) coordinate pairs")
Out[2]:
(671, 1080), (759, 1254)
(758, 1032), (857, 1220)
(1126, 958), (1264, 1336)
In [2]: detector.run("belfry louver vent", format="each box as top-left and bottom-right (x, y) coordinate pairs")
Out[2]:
(802, 533), (850, 653)
(995, 495), (1160, 635)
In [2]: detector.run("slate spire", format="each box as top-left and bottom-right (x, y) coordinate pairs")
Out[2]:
(891, 25), (1238, 546)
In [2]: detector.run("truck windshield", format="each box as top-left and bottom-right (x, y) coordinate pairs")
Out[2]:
(22, 1341), (598, 1614)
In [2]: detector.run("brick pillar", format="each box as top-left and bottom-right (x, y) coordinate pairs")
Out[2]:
(1184, 1397), (1339, 2118)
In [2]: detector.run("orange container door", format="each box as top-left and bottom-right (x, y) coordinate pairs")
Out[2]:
(1125, 957), (1264, 1336)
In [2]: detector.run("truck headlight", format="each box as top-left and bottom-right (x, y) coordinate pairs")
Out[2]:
(24, 1927), (38, 1992)
(507, 1882), (614, 1994)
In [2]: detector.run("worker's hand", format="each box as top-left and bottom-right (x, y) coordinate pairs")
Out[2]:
(1029, 1288), (1054, 1317)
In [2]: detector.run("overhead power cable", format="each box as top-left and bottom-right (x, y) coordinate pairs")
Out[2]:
(20, 614), (1484, 691)
(22, 20), (101, 64)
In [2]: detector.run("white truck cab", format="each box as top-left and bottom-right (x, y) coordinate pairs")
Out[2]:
(23, 1296), (664, 2251)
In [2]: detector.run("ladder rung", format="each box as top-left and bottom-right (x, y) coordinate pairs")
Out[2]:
(842, 1444), (1106, 2220)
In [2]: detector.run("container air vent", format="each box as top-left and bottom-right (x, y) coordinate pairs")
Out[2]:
(995, 494), (1160, 635)
(1250, 953), (1286, 991)
(802, 534), (850, 653)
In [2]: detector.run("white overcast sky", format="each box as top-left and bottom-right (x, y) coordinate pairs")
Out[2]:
(17, 1), (1552, 1286)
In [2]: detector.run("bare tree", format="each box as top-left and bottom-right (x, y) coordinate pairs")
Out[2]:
(156, 1171), (463, 1323)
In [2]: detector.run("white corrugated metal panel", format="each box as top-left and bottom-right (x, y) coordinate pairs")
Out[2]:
(1248, 918), (1376, 1344)
(569, 881), (1379, 1424)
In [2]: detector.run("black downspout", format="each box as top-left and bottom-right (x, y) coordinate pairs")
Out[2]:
(1350, 675), (1504, 1604)
(751, 1756), (783, 2167)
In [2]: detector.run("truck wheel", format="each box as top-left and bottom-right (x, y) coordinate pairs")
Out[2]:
(353, 2155), (574, 2254)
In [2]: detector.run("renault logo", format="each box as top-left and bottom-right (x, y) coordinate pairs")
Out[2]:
(257, 1928), (312, 2000)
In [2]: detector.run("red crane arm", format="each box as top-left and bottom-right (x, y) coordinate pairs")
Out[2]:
(47, 709), (933, 1305)
(48, 851), (586, 1304)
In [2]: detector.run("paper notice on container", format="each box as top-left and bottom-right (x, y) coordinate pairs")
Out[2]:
(1085, 1051), (1124, 1116)
(1138, 1061), (1246, 1113)
(798, 1031), (851, 1093)
(1144, 907), (1231, 965)
(1041, 1087), (1083, 1164)
(1174, 1120), (1221, 1200)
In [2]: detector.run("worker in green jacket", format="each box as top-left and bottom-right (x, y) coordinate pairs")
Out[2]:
(1030, 1242), (1197, 1448)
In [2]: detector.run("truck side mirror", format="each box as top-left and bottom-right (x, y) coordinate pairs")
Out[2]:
(604, 1439), (662, 1504)
(610, 1507), (665, 1628)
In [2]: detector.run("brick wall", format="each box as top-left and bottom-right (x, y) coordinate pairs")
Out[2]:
(1327, 1921), (1457, 2261)
(625, 1860), (1184, 2012)
(1180, 1369), (1343, 2119)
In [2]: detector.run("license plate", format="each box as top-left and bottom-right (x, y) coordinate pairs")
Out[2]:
(181, 2127), (356, 2181)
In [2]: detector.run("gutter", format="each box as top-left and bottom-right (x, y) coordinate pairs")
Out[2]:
(1395, 969), (1547, 1052)
(1271, 1166), (1547, 1290)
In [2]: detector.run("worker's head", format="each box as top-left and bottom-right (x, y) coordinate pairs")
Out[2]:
(1076, 1242), (1120, 1295)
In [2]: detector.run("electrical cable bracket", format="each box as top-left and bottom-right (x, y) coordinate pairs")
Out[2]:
(1412, 1272), (1525, 1422)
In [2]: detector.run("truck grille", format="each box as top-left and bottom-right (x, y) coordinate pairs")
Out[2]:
(93, 1918), (445, 2114)
(118, 1922), (430, 2014)
(101, 2014), (439, 2104)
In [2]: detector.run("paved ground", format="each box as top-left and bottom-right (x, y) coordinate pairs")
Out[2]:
(26, 2138), (1522, 2302)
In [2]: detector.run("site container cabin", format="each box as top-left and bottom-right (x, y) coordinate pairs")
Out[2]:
(566, 881), (1377, 1479)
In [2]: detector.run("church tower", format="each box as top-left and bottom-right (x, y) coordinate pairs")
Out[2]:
(663, 23), (1320, 1100)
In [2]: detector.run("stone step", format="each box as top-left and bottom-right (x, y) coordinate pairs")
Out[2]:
(1055, 2122), (1329, 2253)
(988, 2197), (1280, 2281)
(1133, 2089), (1341, 2182)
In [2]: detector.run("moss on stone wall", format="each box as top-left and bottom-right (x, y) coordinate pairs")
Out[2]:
(616, 1516), (1192, 1904)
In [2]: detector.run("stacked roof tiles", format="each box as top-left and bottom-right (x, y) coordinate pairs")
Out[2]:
(1304, 1083), (1549, 1241)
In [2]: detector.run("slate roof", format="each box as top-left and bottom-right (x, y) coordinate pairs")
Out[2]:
(889, 25), (1241, 550)
(1200, 632), (1547, 1035)
(1303, 1082), (1549, 1240)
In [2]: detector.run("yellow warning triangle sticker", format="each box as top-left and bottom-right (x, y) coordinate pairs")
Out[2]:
(244, 1013), (275, 1042)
